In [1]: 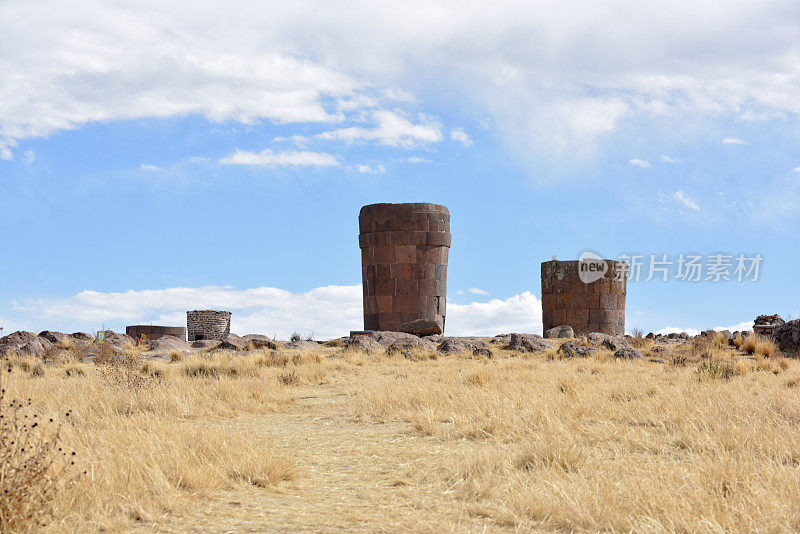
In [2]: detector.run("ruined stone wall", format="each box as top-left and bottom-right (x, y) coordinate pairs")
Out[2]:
(126, 325), (186, 341)
(541, 260), (627, 335)
(359, 203), (450, 332)
(186, 310), (231, 341)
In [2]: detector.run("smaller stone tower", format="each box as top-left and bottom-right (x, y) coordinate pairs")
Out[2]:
(187, 310), (231, 341)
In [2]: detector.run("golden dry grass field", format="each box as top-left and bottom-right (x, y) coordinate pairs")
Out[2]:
(2, 335), (800, 532)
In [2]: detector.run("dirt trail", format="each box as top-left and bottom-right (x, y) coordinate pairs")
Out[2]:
(146, 383), (501, 533)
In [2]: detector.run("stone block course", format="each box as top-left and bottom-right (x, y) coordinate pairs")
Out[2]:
(187, 310), (231, 341)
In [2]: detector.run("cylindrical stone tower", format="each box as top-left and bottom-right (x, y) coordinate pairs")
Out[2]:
(541, 260), (627, 335)
(359, 203), (451, 332)
(187, 310), (231, 341)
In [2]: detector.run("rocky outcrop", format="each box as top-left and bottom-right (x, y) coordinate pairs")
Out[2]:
(344, 336), (384, 353)
(149, 335), (192, 354)
(557, 341), (598, 358)
(613, 348), (645, 360)
(507, 333), (554, 353)
(543, 325), (574, 339)
(755, 314), (784, 326)
(372, 331), (420, 347)
(774, 320), (800, 355)
(241, 334), (278, 350)
(386, 337), (437, 353)
(437, 337), (493, 356)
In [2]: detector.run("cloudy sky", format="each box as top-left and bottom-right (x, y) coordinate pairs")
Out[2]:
(1, 1), (799, 338)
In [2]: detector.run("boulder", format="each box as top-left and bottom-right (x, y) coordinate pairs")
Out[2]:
(0, 331), (51, 356)
(38, 331), (68, 345)
(557, 341), (598, 358)
(281, 340), (321, 351)
(774, 320), (800, 354)
(650, 345), (672, 356)
(1, 330), (38, 347)
(149, 335), (192, 354)
(217, 334), (247, 351)
(507, 333), (554, 353)
(490, 334), (512, 345)
(241, 334), (278, 350)
(191, 339), (221, 350)
(543, 325), (574, 339)
(613, 348), (645, 360)
(437, 337), (493, 356)
(386, 337), (437, 354)
(397, 318), (443, 337)
(586, 332), (630, 351)
(70, 332), (94, 341)
(344, 336), (384, 353)
(372, 331), (420, 347)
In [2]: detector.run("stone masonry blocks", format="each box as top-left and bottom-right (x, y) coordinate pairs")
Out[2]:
(541, 260), (627, 336)
(187, 310), (232, 341)
(359, 203), (450, 332)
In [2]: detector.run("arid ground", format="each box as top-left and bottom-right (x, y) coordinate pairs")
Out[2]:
(2, 334), (800, 532)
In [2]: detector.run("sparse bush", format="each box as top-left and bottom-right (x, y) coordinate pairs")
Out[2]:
(279, 370), (299, 386)
(169, 350), (184, 362)
(630, 328), (647, 348)
(0, 376), (78, 531)
(290, 332), (301, 342)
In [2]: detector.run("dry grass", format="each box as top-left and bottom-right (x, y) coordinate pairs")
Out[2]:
(2, 339), (799, 532)
(742, 333), (779, 358)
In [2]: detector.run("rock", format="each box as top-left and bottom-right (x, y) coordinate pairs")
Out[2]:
(645, 332), (655, 340)
(755, 314), (785, 326)
(397, 318), (443, 337)
(718, 330), (733, 339)
(386, 337), (437, 353)
(38, 330), (68, 345)
(558, 341), (598, 358)
(422, 334), (444, 344)
(586, 332), (630, 351)
(650, 345), (672, 356)
(437, 337), (493, 356)
(774, 320), (800, 354)
(241, 334), (278, 350)
(1, 330), (38, 347)
(0, 331), (50, 356)
(543, 325), (574, 339)
(343, 336), (384, 353)
(490, 334), (512, 345)
(648, 358), (666, 363)
(217, 334), (247, 351)
(508, 333), (554, 353)
(372, 331), (420, 347)
(70, 332), (94, 341)
(149, 335), (192, 354)
(613, 348), (645, 360)
(18, 339), (48, 356)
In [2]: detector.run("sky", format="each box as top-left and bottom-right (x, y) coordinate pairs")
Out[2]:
(1, 0), (799, 339)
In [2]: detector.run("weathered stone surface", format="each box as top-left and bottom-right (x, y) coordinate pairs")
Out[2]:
(386, 337), (437, 353)
(586, 332), (630, 351)
(541, 259), (627, 336)
(1, 330), (38, 348)
(343, 336), (384, 353)
(191, 339), (221, 350)
(774, 320), (800, 354)
(558, 341), (598, 358)
(755, 314), (785, 326)
(372, 331), (420, 347)
(70, 332), (94, 340)
(241, 334), (278, 350)
(437, 337), (493, 355)
(490, 334), (512, 345)
(282, 340), (321, 351)
(397, 318), (443, 336)
(650, 345), (672, 356)
(508, 333), (554, 353)
(1, 331), (53, 356)
(38, 331), (68, 345)
(614, 347), (645, 360)
(360, 203), (451, 333)
(187, 310), (231, 341)
(543, 325), (574, 339)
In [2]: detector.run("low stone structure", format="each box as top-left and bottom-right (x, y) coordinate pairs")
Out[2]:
(126, 325), (186, 342)
(541, 259), (627, 336)
(187, 310), (231, 342)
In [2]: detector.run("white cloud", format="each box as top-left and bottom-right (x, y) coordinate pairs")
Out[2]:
(354, 163), (385, 174)
(21, 150), (35, 163)
(722, 137), (749, 145)
(139, 163), (160, 171)
(793, 165), (800, 172)
(317, 109), (442, 148)
(450, 128), (473, 147)
(661, 155), (677, 163)
(629, 158), (650, 168)
(447, 291), (542, 336)
(220, 149), (339, 167)
(655, 320), (752, 337)
(407, 156), (431, 164)
(456, 290), (465, 295)
(8, 285), (543, 339)
(1, 1), (799, 163)
(658, 190), (700, 213)
(468, 287), (488, 295)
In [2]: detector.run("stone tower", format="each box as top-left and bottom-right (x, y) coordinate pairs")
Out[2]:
(187, 310), (231, 341)
(359, 203), (451, 332)
(541, 260), (627, 335)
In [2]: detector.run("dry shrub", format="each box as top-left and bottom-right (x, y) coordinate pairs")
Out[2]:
(279, 370), (299, 386)
(169, 350), (184, 362)
(740, 334), (777, 357)
(0, 376), (79, 531)
(697, 358), (736, 380)
(733, 333), (745, 349)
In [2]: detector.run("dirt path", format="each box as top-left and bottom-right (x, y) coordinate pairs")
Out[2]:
(146, 382), (502, 533)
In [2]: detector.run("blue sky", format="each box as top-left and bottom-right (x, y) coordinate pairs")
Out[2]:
(1, 1), (799, 338)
